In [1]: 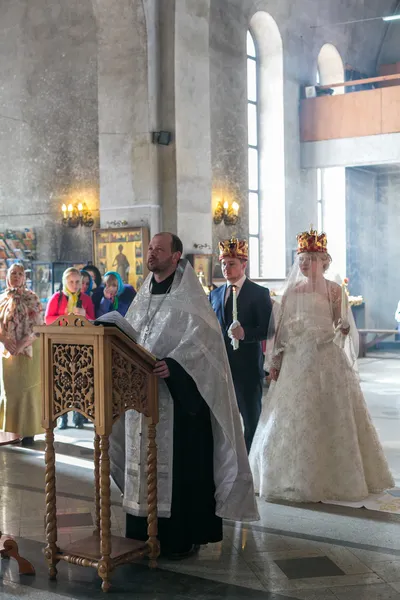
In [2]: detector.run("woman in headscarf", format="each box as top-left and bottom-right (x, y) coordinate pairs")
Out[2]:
(94, 271), (136, 318)
(45, 267), (95, 429)
(45, 267), (95, 325)
(0, 263), (44, 445)
(80, 269), (93, 296)
(82, 264), (102, 290)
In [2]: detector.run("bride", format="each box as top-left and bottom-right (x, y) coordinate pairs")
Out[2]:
(249, 228), (394, 503)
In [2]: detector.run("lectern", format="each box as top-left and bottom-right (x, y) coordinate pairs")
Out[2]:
(35, 314), (159, 592)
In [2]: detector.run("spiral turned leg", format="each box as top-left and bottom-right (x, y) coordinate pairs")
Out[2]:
(98, 435), (112, 592)
(146, 422), (159, 568)
(94, 433), (101, 536)
(44, 428), (59, 579)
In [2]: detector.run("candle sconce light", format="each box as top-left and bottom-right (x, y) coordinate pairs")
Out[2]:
(61, 202), (94, 228)
(213, 199), (240, 226)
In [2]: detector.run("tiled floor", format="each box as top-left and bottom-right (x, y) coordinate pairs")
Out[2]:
(0, 353), (400, 599)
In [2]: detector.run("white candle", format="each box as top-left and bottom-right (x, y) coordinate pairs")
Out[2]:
(232, 285), (239, 350)
(341, 279), (349, 327)
(232, 285), (238, 321)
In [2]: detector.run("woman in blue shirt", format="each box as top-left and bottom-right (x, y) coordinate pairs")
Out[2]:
(94, 271), (136, 318)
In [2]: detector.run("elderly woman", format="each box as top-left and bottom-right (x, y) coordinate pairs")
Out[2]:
(93, 271), (136, 318)
(0, 264), (44, 445)
(45, 267), (95, 429)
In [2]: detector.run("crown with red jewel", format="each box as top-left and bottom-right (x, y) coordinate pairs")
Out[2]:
(218, 237), (249, 261)
(297, 226), (328, 254)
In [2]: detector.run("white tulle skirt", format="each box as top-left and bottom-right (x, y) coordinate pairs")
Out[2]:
(249, 336), (394, 503)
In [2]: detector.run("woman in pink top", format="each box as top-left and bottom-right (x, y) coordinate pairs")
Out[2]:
(45, 267), (95, 429)
(45, 267), (95, 325)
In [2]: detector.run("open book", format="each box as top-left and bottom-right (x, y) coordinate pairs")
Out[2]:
(94, 311), (139, 344)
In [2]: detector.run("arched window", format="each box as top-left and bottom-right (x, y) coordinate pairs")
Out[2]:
(248, 13), (285, 279)
(317, 44), (344, 95)
(316, 44), (346, 278)
(247, 31), (260, 278)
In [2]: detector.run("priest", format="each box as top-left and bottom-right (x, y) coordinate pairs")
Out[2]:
(110, 232), (258, 560)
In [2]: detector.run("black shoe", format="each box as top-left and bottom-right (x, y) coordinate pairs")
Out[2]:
(21, 437), (34, 446)
(58, 422), (68, 430)
(165, 544), (200, 561)
(75, 423), (84, 429)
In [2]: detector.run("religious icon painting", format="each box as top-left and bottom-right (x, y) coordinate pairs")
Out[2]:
(186, 254), (213, 286)
(92, 227), (149, 291)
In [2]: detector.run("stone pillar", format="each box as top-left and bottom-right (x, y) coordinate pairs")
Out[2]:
(159, 0), (213, 253)
(94, 0), (160, 235)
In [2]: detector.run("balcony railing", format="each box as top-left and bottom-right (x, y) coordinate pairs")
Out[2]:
(300, 74), (400, 142)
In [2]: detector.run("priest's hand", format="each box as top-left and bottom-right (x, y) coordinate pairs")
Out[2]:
(73, 307), (86, 316)
(153, 360), (170, 379)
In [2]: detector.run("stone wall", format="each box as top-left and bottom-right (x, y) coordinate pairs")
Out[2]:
(0, 0), (399, 271)
(346, 166), (400, 329)
(376, 169), (400, 328)
(0, 0), (98, 262)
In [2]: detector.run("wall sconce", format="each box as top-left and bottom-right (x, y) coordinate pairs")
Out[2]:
(213, 200), (240, 226)
(61, 202), (94, 228)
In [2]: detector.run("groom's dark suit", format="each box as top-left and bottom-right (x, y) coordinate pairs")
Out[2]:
(210, 278), (272, 452)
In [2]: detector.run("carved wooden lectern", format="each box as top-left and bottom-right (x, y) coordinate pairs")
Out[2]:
(34, 314), (159, 592)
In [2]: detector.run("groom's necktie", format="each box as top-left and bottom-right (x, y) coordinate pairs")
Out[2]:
(224, 285), (234, 327)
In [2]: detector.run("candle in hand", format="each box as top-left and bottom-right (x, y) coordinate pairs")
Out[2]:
(341, 277), (349, 327)
(232, 285), (239, 350)
(232, 285), (238, 321)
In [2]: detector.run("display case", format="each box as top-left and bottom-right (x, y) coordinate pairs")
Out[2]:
(0, 229), (36, 291)
(32, 262), (53, 308)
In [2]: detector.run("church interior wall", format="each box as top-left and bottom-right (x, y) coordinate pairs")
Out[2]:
(346, 165), (400, 329)
(209, 0), (396, 276)
(0, 0), (99, 262)
(0, 0), (399, 301)
(94, 0), (160, 235)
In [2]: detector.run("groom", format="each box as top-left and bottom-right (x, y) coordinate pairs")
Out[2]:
(210, 238), (272, 452)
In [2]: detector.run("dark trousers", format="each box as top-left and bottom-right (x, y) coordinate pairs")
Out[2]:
(59, 412), (85, 428)
(233, 378), (263, 453)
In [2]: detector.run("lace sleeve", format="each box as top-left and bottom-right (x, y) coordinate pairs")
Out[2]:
(329, 282), (342, 326)
(271, 352), (283, 371)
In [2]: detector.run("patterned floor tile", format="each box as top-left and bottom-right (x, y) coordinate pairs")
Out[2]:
(332, 582), (400, 599)
(368, 560), (400, 583)
(274, 556), (345, 580)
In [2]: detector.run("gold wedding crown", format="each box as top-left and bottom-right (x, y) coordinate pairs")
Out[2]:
(218, 238), (249, 261)
(297, 227), (328, 254)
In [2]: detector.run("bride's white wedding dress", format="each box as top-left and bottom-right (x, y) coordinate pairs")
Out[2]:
(249, 291), (394, 503)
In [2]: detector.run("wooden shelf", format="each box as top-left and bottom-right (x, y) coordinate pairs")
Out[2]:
(60, 534), (147, 561)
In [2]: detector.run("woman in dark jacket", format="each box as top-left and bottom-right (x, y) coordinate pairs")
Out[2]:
(94, 271), (136, 318)
(82, 264), (102, 290)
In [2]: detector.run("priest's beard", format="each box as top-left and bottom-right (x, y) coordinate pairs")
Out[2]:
(147, 255), (174, 277)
